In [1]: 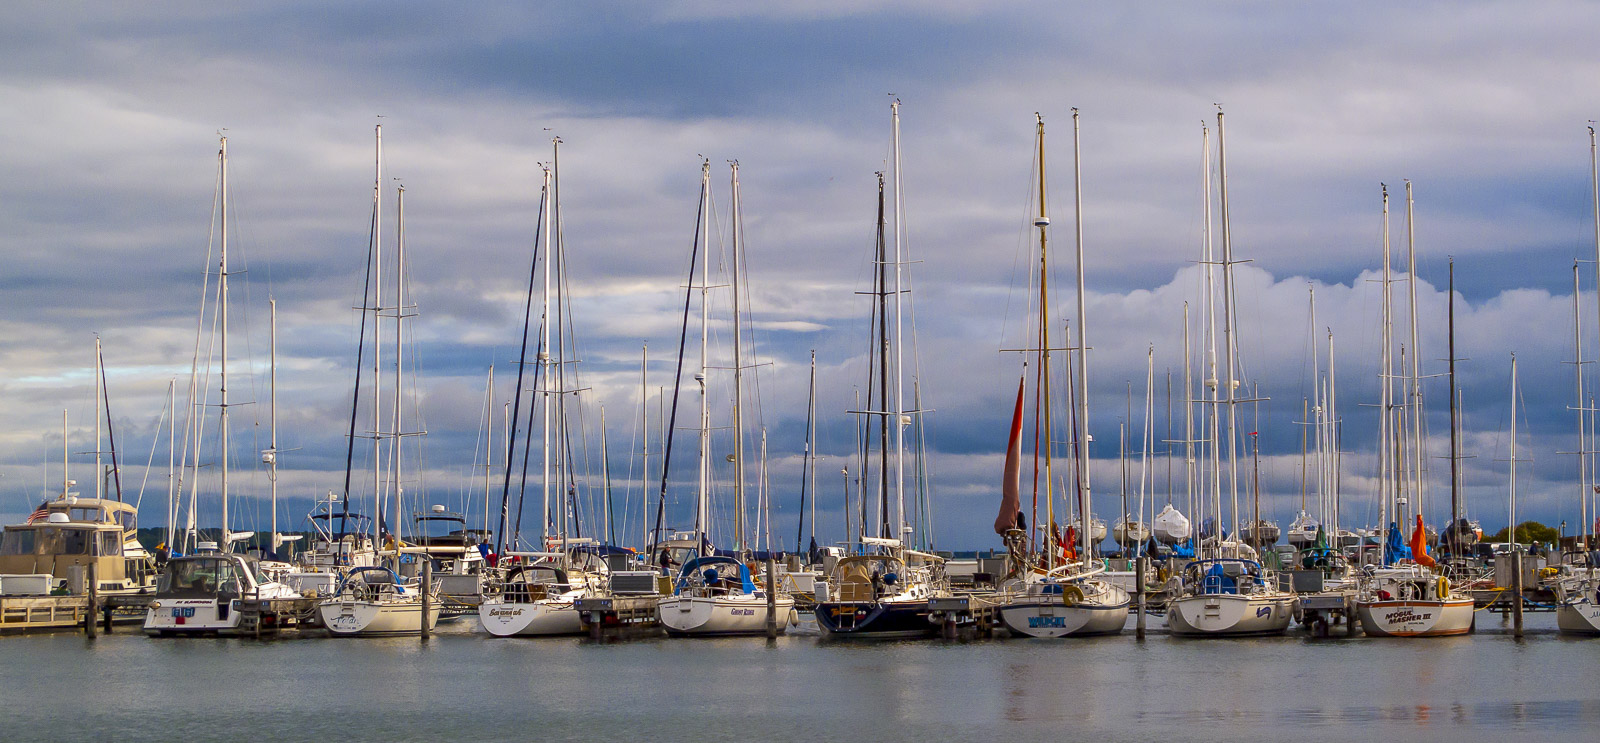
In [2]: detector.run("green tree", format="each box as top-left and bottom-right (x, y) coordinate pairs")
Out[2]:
(1487, 521), (1560, 544)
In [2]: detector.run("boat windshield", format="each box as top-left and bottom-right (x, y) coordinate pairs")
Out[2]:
(158, 558), (245, 598)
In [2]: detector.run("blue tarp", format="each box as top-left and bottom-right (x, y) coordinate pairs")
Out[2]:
(673, 555), (758, 595)
(1383, 521), (1412, 566)
(1168, 539), (1196, 559)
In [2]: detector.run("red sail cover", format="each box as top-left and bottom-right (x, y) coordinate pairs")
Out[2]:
(1410, 514), (1436, 569)
(995, 378), (1027, 535)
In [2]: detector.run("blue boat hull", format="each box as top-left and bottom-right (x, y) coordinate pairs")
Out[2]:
(814, 599), (937, 638)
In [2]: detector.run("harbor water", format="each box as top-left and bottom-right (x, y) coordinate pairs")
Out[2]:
(2, 613), (1593, 742)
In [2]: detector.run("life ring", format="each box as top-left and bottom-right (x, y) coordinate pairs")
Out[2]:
(1060, 584), (1086, 604)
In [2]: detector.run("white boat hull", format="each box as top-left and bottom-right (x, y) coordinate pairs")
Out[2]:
(1167, 593), (1296, 636)
(318, 598), (440, 636)
(998, 589), (1130, 638)
(478, 597), (584, 636)
(1556, 599), (1600, 634)
(143, 598), (247, 636)
(660, 594), (795, 636)
(1356, 599), (1474, 637)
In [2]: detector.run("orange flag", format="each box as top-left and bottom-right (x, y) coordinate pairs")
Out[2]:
(1410, 514), (1436, 568)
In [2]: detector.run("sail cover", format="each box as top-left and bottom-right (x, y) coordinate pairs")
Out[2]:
(1409, 515), (1436, 568)
(994, 377), (1026, 536)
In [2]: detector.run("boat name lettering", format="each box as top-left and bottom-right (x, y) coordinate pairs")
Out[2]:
(1256, 606), (1271, 618)
(1384, 609), (1432, 624)
(1028, 616), (1065, 628)
(486, 608), (523, 618)
(731, 608), (755, 616)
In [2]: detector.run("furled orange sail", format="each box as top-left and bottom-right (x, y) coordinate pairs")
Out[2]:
(1410, 514), (1436, 568)
(994, 377), (1027, 536)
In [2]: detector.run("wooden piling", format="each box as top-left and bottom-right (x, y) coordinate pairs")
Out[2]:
(84, 563), (98, 638)
(1135, 556), (1146, 639)
(765, 559), (778, 640)
(1511, 548), (1524, 638)
(420, 560), (433, 641)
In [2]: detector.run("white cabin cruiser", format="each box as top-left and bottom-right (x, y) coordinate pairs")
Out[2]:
(144, 550), (300, 636)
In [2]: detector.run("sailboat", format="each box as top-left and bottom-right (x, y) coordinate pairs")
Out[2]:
(317, 127), (439, 636)
(655, 161), (794, 636)
(987, 113), (1130, 638)
(814, 102), (949, 638)
(1557, 128), (1600, 635)
(480, 138), (616, 637)
(145, 136), (300, 636)
(1165, 111), (1297, 637)
(1354, 182), (1473, 637)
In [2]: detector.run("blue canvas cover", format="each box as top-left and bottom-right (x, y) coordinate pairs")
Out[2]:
(673, 555), (758, 595)
(1383, 521), (1412, 565)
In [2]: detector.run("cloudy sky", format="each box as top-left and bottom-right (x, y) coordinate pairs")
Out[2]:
(4, 1), (1600, 550)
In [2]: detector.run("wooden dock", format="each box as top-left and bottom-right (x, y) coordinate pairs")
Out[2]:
(575, 595), (662, 639)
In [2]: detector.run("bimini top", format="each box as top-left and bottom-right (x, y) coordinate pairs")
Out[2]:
(674, 555), (756, 595)
(573, 544), (635, 558)
(337, 566), (408, 595)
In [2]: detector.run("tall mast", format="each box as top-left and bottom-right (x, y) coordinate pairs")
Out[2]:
(1216, 110), (1241, 553)
(371, 125), (383, 548)
(1328, 329), (1340, 541)
(1182, 302), (1195, 541)
(1071, 108), (1092, 564)
(1448, 261), (1460, 538)
(807, 351), (818, 550)
(640, 345), (648, 551)
(730, 161), (747, 554)
(1201, 122), (1222, 557)
(393, 185), (406, 549)
(539, 154), (555, 549)
(167, 380), (176, 552)
(268, 298), (279, 554)
(1404, 182), (1425, 527)
(1589, 125), (1600, 546)
(551, 137), (568, 555)
(62, 409), (69, 498)
(94, 337), (103, 501)
(218, 135), (231, 551)
(890, 99), (908, 540)
(696, 159), (712, 546)
(1379, 184), (1393, 546)
(1034, 113), (1056, 565)
(1575, 263), (1587, 550)
(484, 365), (494, 537)
(1510, 354), (1518, 539)
(874, 173), (889, 539)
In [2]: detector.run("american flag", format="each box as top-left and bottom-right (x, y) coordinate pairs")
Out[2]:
(24, 501), (49, 524)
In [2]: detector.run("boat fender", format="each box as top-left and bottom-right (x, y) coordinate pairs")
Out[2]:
(788, 608), (799, 626)
(1437, 576), (1450, 599)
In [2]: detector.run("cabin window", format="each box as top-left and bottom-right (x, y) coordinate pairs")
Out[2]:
(60, 529), (92, 555)
(69, 507), (102, 523)
(0, 530), (36, 555)
(98, 532), (121, 557)
(114, 511), (136, 531)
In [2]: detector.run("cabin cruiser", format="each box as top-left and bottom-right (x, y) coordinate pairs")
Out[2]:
(1355, 563), (1474, 637)
(143, 548), (300, 636)
(0, 496), (157, 596)
(814, 539), (946, 638)
(1166, 558), (1297, 636)
(659, 555), (795, 636)
(317, 565), (440, 636)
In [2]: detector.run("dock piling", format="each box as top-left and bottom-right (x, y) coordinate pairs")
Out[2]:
(84, 563), (97, 639)
(1511, 548), (1524, 638)
(1135, 556), (1146, 639)
(421, 560), (433, 641)
(765, 559), (778, 640)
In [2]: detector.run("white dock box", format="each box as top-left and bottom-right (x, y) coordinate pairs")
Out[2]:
(0, 574), (54, 596)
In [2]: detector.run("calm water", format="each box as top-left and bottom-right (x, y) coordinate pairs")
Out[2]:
(2, 613), (1594, 742)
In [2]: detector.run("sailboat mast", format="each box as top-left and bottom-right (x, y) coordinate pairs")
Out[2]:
(800, 350), (817, 551)
(269, 298), (279, 554)
(1510, 354), (1519, 539)
(95, 337), (103, 501)
(1589, 125), (1600, 546)
(1404, 182), (1424, 527)
(167, 380), (176, 553)
(1182, 302), (1195, 542)
(1448, 261), (1460, 537)
(890, 99), (908, 541)
(393, 185), (406, 548)
(640, 345), (648, 551)
(730, 162), (747, 554)
(371, 125), (383, 548)
(219, 135), (231, 551)
(539, 159), (554, 549)
(1071, 109), (1093, 564)
(1034, 113), (1055, 565)
(874, 173), (889, 539)
(1201, 122), (1223, 557)
(1379, 184), (1392, 547)
(1575, 263), (1587, 550)
(696, 160), (712, 546)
